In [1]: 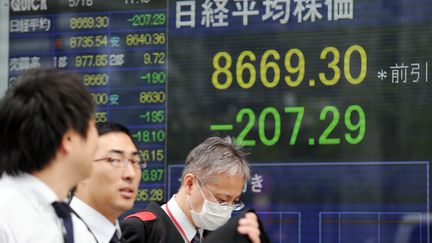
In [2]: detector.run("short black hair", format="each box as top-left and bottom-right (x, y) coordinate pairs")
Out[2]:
(96, 122), (134, 143)
(0, 68), (95, 176)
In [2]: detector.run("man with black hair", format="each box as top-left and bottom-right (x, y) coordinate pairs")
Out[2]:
(70, 122), (143, 243)
(0, 68), (99, 243)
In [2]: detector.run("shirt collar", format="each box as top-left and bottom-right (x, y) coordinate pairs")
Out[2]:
(114, 220), (122, 239)
(70, 197), (119, 243)
(163, 195), (200, 242)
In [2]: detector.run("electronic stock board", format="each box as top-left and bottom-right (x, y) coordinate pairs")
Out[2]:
(7, 0), (432, 242)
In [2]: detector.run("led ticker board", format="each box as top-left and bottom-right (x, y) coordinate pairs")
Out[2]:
(8, 0), (167, 209)
(7, 0), (432, 242)
(166, 0), (431, 242)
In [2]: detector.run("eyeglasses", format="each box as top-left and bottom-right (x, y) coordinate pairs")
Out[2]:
(94, 154), (146, 170)
(196, 177), (245, 211)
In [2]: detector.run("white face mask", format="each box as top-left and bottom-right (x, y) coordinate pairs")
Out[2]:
(188, 182), (233, 230)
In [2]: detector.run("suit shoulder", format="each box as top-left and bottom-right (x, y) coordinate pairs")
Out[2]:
(125, 211), (157, 221)
(121, 212), (166, 243)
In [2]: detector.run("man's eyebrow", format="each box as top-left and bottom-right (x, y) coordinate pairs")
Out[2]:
(108, 150), (125, 155)
(108, 150), (139, 156)
(215, 192), (235, 201)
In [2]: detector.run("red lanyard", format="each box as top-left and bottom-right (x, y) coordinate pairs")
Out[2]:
(165, 203), (191, 243)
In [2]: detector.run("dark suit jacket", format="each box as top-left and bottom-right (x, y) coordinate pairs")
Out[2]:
(202, 209), (270, 243)
(121, 202), (270, 243)
(121, 202), (184, 243)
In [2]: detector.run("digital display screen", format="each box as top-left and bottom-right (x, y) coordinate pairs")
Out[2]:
(9, 0), (167, 209)
(8, 0), (431, 242)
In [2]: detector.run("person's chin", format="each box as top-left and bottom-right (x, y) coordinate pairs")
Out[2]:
(116, 200), (134, 211)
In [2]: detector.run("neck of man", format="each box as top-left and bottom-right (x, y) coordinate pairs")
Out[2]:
(32, 160), (75, 201)
(175, 188), (197, 228)
(75, 190), (119, 224)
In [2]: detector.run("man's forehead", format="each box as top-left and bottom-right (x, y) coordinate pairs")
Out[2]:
(97, 132), (137, 153)
(208, 173), (245, 196)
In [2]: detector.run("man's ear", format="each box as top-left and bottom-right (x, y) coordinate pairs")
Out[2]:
(183, 173), (195, 195)
(59, 129), (79, 155)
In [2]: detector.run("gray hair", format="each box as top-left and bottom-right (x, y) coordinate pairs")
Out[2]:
(181, 136), (250, 185)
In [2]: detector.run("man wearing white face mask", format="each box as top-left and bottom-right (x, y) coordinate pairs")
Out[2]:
(121, 136), (265, 243)
(188, 176), (244, 231)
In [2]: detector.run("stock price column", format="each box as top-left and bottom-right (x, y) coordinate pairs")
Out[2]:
(9, 0), (167, 208)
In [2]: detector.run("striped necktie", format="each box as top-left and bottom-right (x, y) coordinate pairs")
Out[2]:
(191, 231), (200, 243)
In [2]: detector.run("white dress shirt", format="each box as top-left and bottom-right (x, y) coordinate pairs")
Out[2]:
(0, 173), (96, 243)
(70, 197), (121, 243)
(162, 195), (203, 243)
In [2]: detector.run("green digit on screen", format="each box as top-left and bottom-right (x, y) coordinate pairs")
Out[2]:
(319, 106), (340, 145)
(284, 107), (304, 145)
(157, 169), (164, 181)
(150, 169), (157, 181)
(236, 108), (256, 146)
(159, 13), (166, 25)
(142, 169), (149, 181)
(344, 105), (366, 144)
(258, 107), (281, 146)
